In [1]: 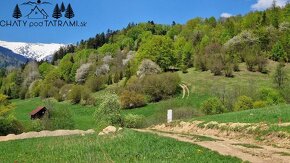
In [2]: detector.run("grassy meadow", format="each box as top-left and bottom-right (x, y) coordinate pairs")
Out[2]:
(0, 130), (241, 163)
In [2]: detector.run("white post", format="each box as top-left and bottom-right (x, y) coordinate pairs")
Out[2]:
(167, 110), (173, 123)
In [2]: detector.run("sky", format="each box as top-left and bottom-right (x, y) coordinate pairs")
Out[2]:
(0, 0), (288, 44)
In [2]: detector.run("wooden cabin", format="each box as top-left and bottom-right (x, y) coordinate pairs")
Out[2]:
(30, 106), (47, 119)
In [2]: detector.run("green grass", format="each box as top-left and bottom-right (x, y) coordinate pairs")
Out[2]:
(12, 98), (96, 130)
(123, 93), (208, 126)
(0, 130), (241, 163)
(151, 130), (221, 142)
(194, 104), (290, 124)
(233, 143), (263, 149)
(275, 152), (290, 156)
(179, 63), (276, 94)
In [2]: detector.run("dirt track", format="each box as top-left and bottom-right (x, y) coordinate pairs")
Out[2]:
(0, 129), (95, 142)
(134, 129), (290, 163)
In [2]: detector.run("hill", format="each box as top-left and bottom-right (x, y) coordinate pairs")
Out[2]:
(0, 46), (28, 68)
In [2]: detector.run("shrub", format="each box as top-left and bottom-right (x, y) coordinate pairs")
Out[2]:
(271, 41), (287, 61)
(26, 119), (44, 132)
(123, 114), (145, 128)
(280, 85), (290, 103)
(224, 63), (234, 78)
(81, 87), (96, 106)
(142, 72), (181, 102)
(59, 84), (74, 101)
(136, 59), (162, 78)
(273, 62), (287, 88)
(120, 90), (146, 109)
(194, 54), (208, 71)
(257, 55), (268, 74)
(0, 94), (23, 135)
(258, 88), (285, 105)
(42, 107), (75, 130)
(234, 96), (254, 111)
(0, 116), (23, 136)
(39, 84), (59, 99)
(201, 97), (226, 115)
(85, 75), (106, 92)
(68, 85), (83, 104)
(244, 54), (257, 72)
(253, 101), (267, 108)
(208, 53), (224, 76)
(95, 94), (122, 128)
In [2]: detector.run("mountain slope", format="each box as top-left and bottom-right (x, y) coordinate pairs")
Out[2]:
(0, 40), (65, 61)
(0, 46), (28, 67)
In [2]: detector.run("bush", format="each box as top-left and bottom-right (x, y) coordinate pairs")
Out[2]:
(142, 72), (181, 102)
(95, 94), (122, 128)
(258, 88), (285, 105)
(280, 84), (290, 103)
(224, 63), (234, 78)
(85, 75), (106, 92)
(120, 90), (146, 109)
(234, 96), (254, 111)
(59, 84), (74, 101)
(208, 53), (224, 76)
(244, 54), (257, 72)
(0, 94), (23, 135)
(253, 101), (267, 108)
(68, 85), (83, 104)
(136, 59), (162, 78)
(201, 97), (226, 115)
(123, 114), (145, 128)
(26, 119), (44, 132)
(0, 116), (23, 136)
(47, 107), (75, 130)
(80, 87), (96, 106)
(39, 84), (59, 99)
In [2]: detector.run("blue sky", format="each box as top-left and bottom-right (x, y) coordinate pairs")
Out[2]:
(0, 0), (284, 44)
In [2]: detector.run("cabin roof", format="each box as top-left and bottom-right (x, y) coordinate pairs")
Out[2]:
(30, 106), (46, 116)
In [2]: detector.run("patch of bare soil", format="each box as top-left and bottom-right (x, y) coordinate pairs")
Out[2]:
(152, 121), (290, 148)
(135, 129), (290, 163)
(0, 129), (95, 142)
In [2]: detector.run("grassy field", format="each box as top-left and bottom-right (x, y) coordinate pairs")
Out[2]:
(194, 104), (290, 124)
(179, 63), (276, 94)
(0, 129), (241, 163)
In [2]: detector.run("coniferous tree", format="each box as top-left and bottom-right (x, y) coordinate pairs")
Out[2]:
(260, 12), (267, 26)
(13, 4), (22, 19)
(60, 2), (66, 12)
(65, 4), (75, 19)
(52, 4), (62, 19)
(271, 0), (279, 28)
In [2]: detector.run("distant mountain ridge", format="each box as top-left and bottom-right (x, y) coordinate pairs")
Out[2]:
(0, 40), (65, 62)
(0, 46), (28, 68)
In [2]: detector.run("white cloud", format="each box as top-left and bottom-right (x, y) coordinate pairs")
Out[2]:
(220, 13), (233, 18)
(251, 0), (289, 10)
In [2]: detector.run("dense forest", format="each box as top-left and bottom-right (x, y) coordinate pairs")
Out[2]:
(0, 2), (289, 134)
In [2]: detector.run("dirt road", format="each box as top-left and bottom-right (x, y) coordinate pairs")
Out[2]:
(134, 129), (290, 163)
(0, 129), (95, 142)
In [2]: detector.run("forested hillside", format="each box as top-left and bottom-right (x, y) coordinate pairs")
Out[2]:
(0, 2), (289, 134)
(0, 46), (28, 68)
